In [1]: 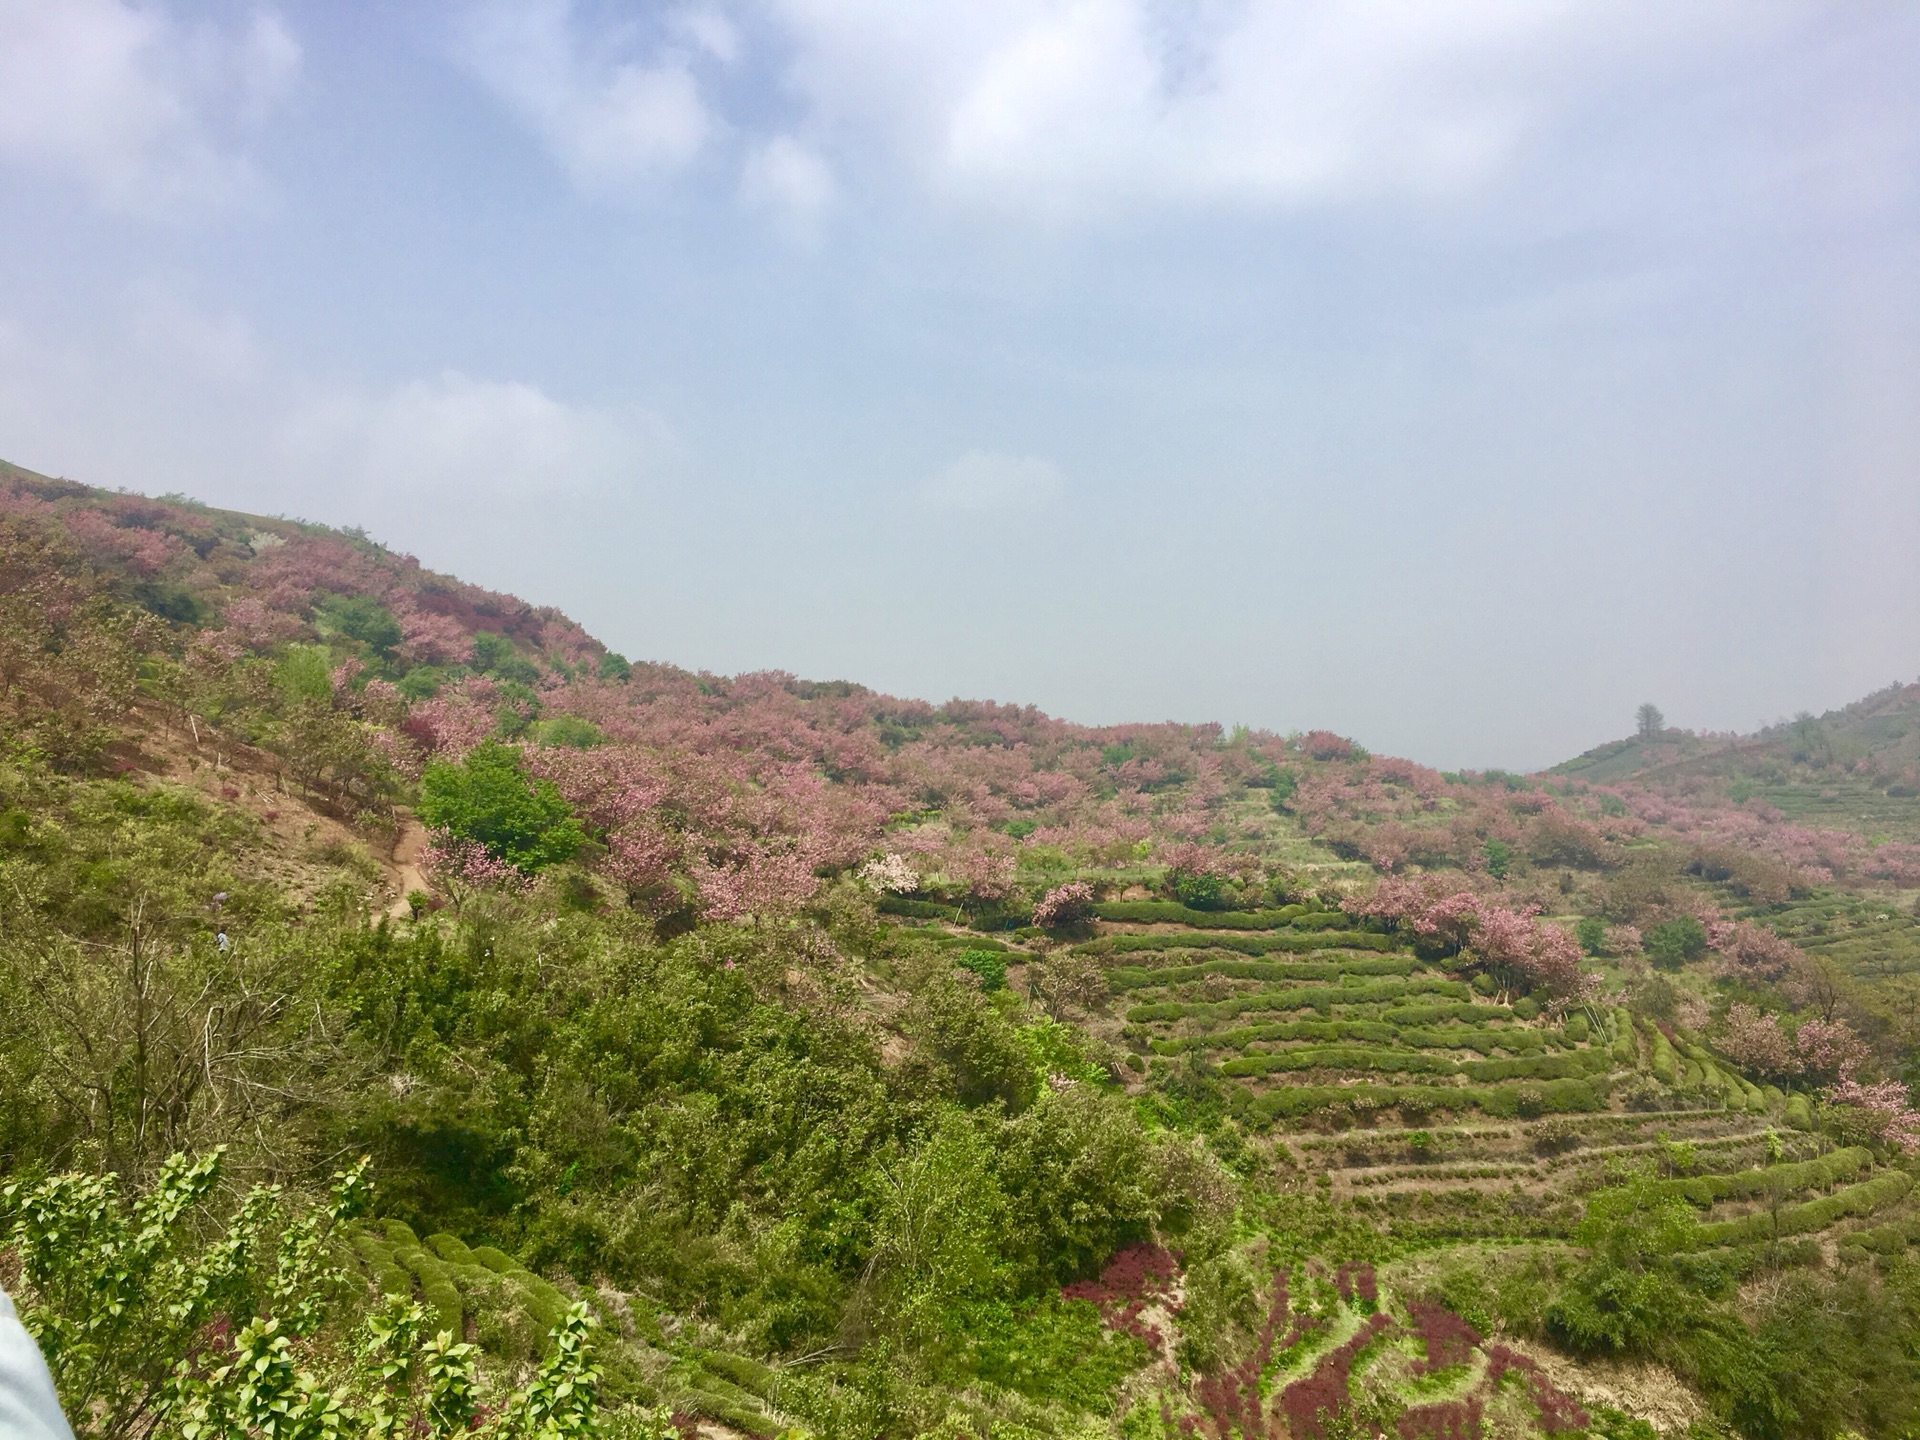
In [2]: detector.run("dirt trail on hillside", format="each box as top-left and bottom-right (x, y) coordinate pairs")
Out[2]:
(386, 817), (430, 918)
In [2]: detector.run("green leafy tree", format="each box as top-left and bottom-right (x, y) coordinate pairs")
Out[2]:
(1576, 916), (1608, 955)
(1482, 839), (1513, 879)
(418, 741), (584, 872)
(315, 595), (403, 657)
(1645, 916), (1709, 971)
(277, 645), (335, 705)
(1637, 703), (1666, 740)
(470, 633), (541, 687)
(1547, 1169), (1698, 1355)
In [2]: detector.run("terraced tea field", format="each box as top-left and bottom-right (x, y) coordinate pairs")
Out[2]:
(1061, 900), (1920, 1262)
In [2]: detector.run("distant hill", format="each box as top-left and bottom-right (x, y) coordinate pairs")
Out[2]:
(1548, 684), (1920, 843)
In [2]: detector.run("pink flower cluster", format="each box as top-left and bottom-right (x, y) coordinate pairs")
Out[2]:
(1717, 1005), (1868, 1082)
(1032, 881), (1097, 929)
(1825, 1078), (1920, 1152)
(1351, 879), (1592, 1002)
(419, 829), (534, 894)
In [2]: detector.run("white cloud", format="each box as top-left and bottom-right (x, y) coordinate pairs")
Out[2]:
(0, 0), (299, 215)
(763, 0), (1765, 216)
(449, 0), (1775, 219)
(920, 450), (1064, 512)
(740, 135), (835, 239)
(455, 0), (714, 192)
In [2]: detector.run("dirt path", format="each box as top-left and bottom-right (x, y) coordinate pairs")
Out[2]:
(386, 817), (430, 918)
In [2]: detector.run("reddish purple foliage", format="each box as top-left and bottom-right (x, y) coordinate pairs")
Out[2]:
(1485, 1345), (1589, 1436)
(1062, 1245), (1182, 1357)
(1397, 1396), (1482, 1440)
(1192, 1268), (1325, 1440)
(1278, 1312), (1394, 1440)
(1334, 1262), (1378, 1308)
(1405, 1300), (1479, 1375)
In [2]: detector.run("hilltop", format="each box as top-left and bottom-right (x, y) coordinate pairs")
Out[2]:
(2, 462), (1918, 1440)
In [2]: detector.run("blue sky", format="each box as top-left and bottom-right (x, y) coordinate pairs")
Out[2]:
(1, 1), (1917, 769)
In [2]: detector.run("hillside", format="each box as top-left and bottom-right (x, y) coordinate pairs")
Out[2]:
(2, 462), (1918, 1440)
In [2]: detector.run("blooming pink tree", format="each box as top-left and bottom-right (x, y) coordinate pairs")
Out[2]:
(1825, 1078), (1920, 1152)
(419, 828), (534, 904)
(1793, 1017), (1868, 1081)
(1718, 1003), (1794, 1078)
(1033, 881), (1097, 930)
(1349, 882), (1591, 1004)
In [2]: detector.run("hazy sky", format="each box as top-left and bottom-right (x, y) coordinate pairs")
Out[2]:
(2, 1), (1918, 769)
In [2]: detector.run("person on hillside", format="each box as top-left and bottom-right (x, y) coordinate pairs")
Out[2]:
(0, 1285), (75, 1440)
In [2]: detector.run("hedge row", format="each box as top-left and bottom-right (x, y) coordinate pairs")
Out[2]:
(1610, 1009), (1638, 1068)
(670, 1387), (781, 1437)
(1238, 1076), (1608, 1122)
(383, 1221), (464, 1338)
(1092, 901), (1316, 929)
(1105, 956), (1417, 991)
(1840, 1210), (1920, 1256)
(1692, 1171), (1914, 1248)
(1383, 1001), (1497, 1027)
(1152, 1017), (1557, 1058)
(1220, 1046), (1608, 1083)
(1650, 1148), (1872, 1209)
(1127, 977), (1473, 1024)
(1649, 1028), (1679, 1086)
(877, 896), (964, 922)
(351, 1230), (416, 1303)
(1077, 930), (1398, 958)
(433, 1232), (571, 1334)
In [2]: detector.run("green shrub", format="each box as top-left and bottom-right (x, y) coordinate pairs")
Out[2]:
(955, 948), (1008, 990)
(529, 715), (607, 749)
(418, 740), (584, 872)
(313, 594), (402, 655)
(1785, 1093), (1814, 1130)
(1645, 916), (1709, 970)
(1482, 839), (1513, 878)
(1565, 1014), (1590, 1043)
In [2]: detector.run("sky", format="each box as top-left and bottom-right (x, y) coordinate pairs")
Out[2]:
(1, 1), (1918, 771)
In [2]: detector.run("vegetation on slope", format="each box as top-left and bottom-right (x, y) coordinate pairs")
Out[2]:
(3, 467), (1920, 1439)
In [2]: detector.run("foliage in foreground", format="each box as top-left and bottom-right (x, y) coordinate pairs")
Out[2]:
(0, 1150), (622, 1439)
